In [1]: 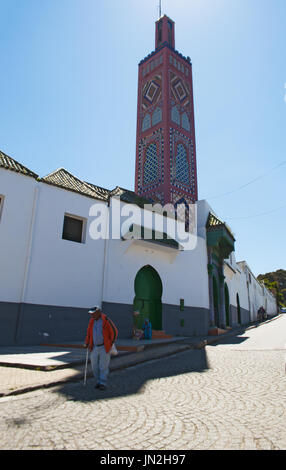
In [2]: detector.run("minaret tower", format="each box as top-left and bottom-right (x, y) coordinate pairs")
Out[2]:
(135, 15), (198, 208)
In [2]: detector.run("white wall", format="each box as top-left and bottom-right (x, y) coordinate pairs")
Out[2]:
(0, 169), (37, 303)
(24, 182), (108, 308)
(103, 198), (210, 309)
(224, 262), (250, 312)
(226, 260), (277, 321)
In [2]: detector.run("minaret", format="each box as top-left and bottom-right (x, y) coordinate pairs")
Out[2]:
(135, 15), (198, 209)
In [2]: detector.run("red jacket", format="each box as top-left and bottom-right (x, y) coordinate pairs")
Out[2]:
(85, 313), (118, 353)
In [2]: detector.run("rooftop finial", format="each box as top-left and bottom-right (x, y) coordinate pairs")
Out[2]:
(159, 0), (162, 18)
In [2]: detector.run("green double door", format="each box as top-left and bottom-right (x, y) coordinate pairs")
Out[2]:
(133, 266), (163, 330)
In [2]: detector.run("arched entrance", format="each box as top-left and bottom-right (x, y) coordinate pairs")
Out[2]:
(212, 275), (219, 326)
(224, 283), (230, 327)
(133, 265), (163, 330)
(236, 293), (241, 324)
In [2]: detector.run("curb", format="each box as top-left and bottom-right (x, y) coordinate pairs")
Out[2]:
(0, 315), (281, 399)
(0, 343), (194, 398)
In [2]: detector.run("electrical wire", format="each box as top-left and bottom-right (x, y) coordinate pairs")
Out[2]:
(204, 159), (286, 200)
(227, 202), (286, 220)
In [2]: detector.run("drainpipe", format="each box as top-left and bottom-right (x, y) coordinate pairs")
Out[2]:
(14, 184), (39, 343)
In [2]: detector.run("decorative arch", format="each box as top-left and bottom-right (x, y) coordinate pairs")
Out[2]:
(181, 112), (191, 131)
(175, 143), (190, 185)
(171, 105), (180, 125)
(143, 143), (159, 186)
(133, 265), (163, 330)
(236, 293), (241, 324)
(142, 113), (151, 132)
(213, 275), (219, 326)
(224, 283), (230, 327)
(152, 107), (162, 126)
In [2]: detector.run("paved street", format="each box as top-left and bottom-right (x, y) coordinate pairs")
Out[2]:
(0, 316), (285, 450)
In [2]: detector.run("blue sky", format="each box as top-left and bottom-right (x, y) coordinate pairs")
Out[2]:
(0, 0), (285, 276)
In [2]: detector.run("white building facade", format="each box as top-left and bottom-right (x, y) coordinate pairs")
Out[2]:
(0, 151), (277, 346)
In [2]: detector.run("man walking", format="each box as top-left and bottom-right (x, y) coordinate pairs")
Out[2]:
(84, 306), (118, 390)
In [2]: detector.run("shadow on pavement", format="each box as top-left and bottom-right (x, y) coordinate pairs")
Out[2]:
(206, 334), (250, 347)
(54, 348), (209, 403)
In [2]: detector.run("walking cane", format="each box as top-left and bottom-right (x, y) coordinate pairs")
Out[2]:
(83, 347), (89, 386)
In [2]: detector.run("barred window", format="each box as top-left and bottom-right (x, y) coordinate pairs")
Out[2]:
(62, 214), (86, 243)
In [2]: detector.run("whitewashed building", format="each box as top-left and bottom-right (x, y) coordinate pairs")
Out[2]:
(0, 15), (277, 345)
(0, 151), (277, 346)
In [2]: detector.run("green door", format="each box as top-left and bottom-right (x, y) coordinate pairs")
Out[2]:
(212, 275), (219, 326)
(224, 283), (230, 327)
(236, 293), (241, 324)
(133, 266), (163, 330)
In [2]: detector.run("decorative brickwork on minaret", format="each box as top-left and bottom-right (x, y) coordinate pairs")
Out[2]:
(135, 15), (198, 210)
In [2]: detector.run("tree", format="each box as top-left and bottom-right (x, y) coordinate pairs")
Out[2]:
(261, 278), (284, 308)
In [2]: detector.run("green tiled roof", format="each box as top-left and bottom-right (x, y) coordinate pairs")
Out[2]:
(206, 212), (235, 241)
(0, 150), (161, 208)
(41, 168), (110, 202)
(0, 150), (38, 179)
(110, 186), (154, 207)
(206, 211), (235, 259)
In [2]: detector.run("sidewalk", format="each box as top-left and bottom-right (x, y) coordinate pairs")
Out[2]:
(0, 316), (280, 398)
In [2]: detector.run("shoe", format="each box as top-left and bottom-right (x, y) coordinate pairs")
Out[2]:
(94, 383), (100, 389)
(99, 384), (107, 390)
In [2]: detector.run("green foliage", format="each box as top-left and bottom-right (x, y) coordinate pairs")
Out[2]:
(258, 269), (286, 307)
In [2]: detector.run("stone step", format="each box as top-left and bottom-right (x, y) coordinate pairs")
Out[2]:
(152, 330), (173, 339)
(208, 327), (228, 336)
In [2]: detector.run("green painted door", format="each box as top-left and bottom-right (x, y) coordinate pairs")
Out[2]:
(212, 275), (220, 326)
(237, 293), (241, 324)
(224, 283), (230, 327)
(133, 266), (163, 330)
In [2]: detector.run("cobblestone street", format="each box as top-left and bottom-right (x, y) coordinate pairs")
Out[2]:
(0, 341), (285, 450)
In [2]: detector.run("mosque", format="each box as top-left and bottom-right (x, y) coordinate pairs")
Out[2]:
(0, 15), (277, 345)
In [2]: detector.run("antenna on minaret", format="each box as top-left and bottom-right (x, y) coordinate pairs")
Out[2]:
(158, 0), (162, 18)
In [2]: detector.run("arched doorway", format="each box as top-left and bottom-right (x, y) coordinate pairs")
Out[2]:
(224, 283), (230, 327)
(212, 275), (219, 326)
(133, 265), (163, 330)
(236, 293), (241, 324)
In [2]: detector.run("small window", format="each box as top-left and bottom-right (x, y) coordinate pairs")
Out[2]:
(62, 214), (86, 243)
(0, 195), (4, 222)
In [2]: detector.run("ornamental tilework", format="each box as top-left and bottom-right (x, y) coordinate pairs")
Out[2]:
(142, 74), (162, 111)
(170, 72), (190, 109)
(170, 128), (196, 198)
(143, 143), (159, 186)
(169, 72), (192, 133)
(175, 144), (190, 185)
(137, 129), (164, 195)
(181, 112), (190, 132)
(171, 106), (180, 126)
(152, 107), (162, 126)
(171, 192), (196, 233)
(142, 113), (151, 132)
(141, 75), (163, 132)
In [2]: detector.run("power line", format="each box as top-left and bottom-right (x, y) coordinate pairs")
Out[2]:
(227, 202), (286, 220)
(204, 159), (286, 201)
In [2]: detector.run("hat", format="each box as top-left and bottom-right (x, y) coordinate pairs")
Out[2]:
(88, 306), (100, 314)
